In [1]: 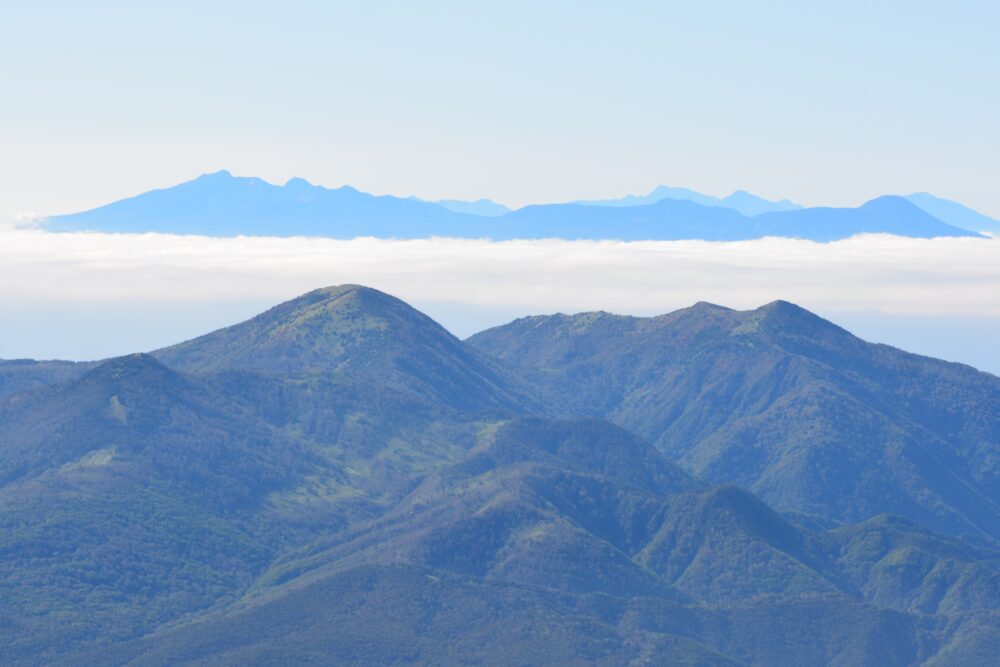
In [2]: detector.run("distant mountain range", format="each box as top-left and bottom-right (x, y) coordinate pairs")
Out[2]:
(410, 196), (512, 217)
(903, 192), (1000, 235)
(574, 184), (803, 216)
(1, 285), (999, 664)
(41, 170), (998, 241)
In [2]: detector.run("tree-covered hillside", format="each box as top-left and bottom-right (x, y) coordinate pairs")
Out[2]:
(0, 286), (997, 665)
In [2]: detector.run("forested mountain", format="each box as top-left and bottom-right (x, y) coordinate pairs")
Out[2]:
(1, 286), (998, 665)
(0, 358), (95, 399)
(468, 300), (1000, 546)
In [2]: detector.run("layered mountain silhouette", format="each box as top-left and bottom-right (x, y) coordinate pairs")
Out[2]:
(575, 184), (803, 216)
(43, 171), (485, 237)
(492, 194), (974, 242)
(43, 171), (987, 241)
(1, 285), (999, 664)
(579, 186), (1000, 234)
(904, 192), (1000, 235)
(412, 196), (512, 217)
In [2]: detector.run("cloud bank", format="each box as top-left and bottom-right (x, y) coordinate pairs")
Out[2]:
(1, 229), (998, 370)
(2, 229), (998, 313)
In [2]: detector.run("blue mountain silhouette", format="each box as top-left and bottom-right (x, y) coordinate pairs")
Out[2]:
(575, 185), (802, 216)
(904, 192), (1000, 235)
(45, 171), (982, 241)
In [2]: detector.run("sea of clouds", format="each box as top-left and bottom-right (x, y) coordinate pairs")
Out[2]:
(1, 227), (998, 370)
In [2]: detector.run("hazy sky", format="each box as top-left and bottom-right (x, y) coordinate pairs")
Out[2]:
(2, 2), (998, 373)
(2, 1), (999, 218)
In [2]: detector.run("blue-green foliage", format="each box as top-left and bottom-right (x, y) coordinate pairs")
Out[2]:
(1, 286), (998, 665)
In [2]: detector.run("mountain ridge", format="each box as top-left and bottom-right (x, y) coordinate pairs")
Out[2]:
(1, 286), (999, 664)
(574, 184), (803, 216)
(467, 298), (1000, 546)
(904, 192), (1000, 235)
(42, 171), (985, 241)
(78, 414), (1000, 666)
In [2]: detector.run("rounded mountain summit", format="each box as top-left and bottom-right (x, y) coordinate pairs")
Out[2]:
(154, 285), (530, 413)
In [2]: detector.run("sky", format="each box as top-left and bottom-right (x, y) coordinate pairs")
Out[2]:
(2, 1), (999, 217)
(1, 2), (998, 372)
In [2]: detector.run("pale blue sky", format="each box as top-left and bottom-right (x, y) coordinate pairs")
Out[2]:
(2, 2), (999, 372)
(2, 1), (998, 218)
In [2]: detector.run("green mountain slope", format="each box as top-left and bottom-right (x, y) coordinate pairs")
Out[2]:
(467, 301), (1000, 545)
(0, 289), (539, 663)
(100, 418), (1000, 666)
(0, 358), (93, 399)
(0, 286), (998, 665)
(0, 354), (318, 661)
(155, 284), (530, 413)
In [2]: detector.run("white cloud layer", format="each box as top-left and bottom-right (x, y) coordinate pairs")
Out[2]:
(1, 229), (999, 316)
(1, 229), (998, 371)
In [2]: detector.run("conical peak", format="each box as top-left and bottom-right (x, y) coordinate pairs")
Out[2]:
(692, 485), (801, 542)
(303, 283), (383, 301)
(77, 353), (185, 393)
(860, 194), (912, 209)
(728, 300), (848, 338)
(276, 285), (422, 325)
(761, 300), (839, 327)
(856, 194), (945, 219)
(153, 284), (462, 377)
(681, 301), (733, 315)
(283, 176), (314, 189)
(458, 417), (696, 496)
(238, 284), (432, 347)
(647, 301), (736, 331)
(757, 299), (808, 316)
(85, 353), (171, 379)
